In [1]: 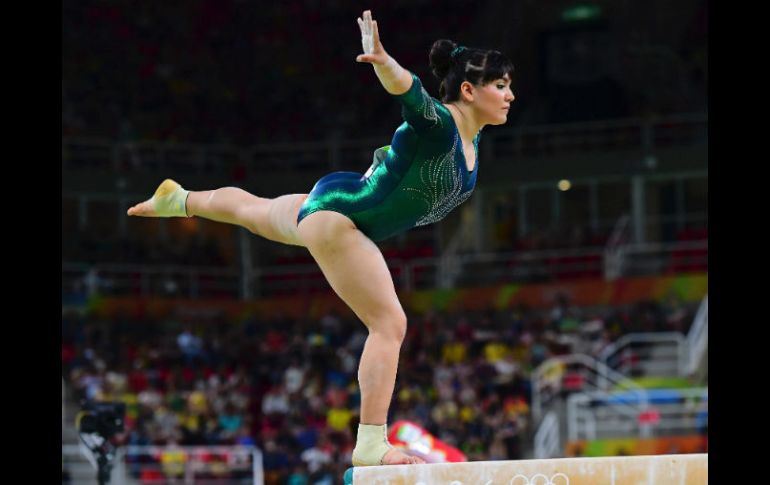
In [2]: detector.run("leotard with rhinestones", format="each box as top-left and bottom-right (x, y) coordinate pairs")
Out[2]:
(297, 72), (480, 242)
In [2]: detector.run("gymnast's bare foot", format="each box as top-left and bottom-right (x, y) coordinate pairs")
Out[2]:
(381, 448), (426, 465)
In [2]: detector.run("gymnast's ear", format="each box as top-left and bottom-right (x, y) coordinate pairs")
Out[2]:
(459, 80), (475, 102)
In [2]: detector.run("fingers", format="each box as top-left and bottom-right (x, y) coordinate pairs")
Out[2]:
(362, 10), (372, 36)
(373, 20), (380, 43)
(358, 15), (369, 35)
(357, 10), (380, 59)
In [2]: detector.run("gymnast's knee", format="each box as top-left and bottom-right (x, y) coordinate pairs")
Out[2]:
(366, 310), (408, 344)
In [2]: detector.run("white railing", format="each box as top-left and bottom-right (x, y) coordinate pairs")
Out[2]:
(686, 295), (708, 376)
(534, 411), (561, 459)
(62, 262), (242, 299)
(567, 387), (707, 441)
(531, 353), (648, 459)
(63, 444), (264, 485)
(62, 240), (707, 298)
(531, 354), (645, 423)
(597, 332), (688, 381)
(489, 112), (707, 159)
(619, 240), (708, 276)
(123, 445), (262, 485)
(62, 113), (707, 173)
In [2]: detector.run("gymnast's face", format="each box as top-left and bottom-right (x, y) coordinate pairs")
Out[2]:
(468, 75), (515, 126)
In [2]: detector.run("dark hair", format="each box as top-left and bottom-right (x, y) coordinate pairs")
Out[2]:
(429, 39), (514, 102)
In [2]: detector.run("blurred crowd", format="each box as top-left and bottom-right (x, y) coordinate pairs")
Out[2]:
(63, 294), (695, 483)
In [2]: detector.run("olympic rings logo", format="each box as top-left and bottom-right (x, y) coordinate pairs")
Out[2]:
(510, 473), (570, 485)
(414, 474), (569, 485)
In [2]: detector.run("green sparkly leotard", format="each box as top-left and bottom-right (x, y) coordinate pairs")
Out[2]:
(296, 72), (480, 242)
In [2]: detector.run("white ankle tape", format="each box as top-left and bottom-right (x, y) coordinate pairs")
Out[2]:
(152, 186), (190, 217)
(352, 423), (393, 466)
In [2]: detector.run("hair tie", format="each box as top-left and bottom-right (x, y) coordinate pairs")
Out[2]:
(450, 46), (466, 60)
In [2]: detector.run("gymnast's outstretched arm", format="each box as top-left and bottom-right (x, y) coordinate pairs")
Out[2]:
(355, 10), (413, 96)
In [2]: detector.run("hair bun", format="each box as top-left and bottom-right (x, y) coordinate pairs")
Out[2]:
(429, 39), (457, 80)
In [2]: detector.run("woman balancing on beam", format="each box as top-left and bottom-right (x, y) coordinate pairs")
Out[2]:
(128, 9), (515, 467)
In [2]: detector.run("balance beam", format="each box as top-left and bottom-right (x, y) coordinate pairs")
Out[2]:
(343, 453), (707, 485)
